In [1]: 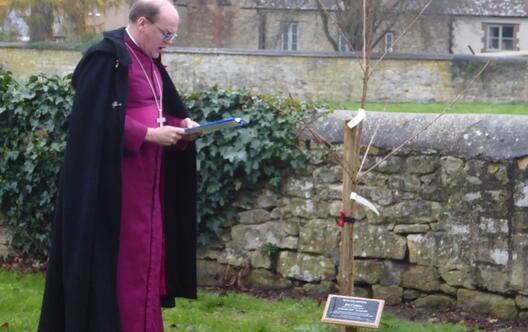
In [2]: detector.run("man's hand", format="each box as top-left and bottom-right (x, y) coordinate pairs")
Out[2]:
(145, 126), (186, 146)
(181, 117), (201, 141)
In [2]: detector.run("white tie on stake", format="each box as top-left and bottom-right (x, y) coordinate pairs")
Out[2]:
(346, 109), (378, 216)
(347, 108), (366, 129)
(350, 192), (380, 216)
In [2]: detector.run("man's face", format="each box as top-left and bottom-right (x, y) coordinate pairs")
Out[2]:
(140, 5), (179, 58)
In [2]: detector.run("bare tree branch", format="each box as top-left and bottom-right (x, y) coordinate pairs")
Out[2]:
(299, 121), (357, 181)
(315, 0), (339, 51)
(303, 0), (492, 191)
(360, 59), (492, 177)
(316, 0), (415, 55)
(357, 120), (381, 179)
(315, 0), (368, 76)
(369, 0), (434, 75)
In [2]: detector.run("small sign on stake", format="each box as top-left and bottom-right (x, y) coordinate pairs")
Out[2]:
(321, 294), (384, 329)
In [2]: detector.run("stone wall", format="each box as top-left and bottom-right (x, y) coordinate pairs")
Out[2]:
(198, 111), (528, 320)
(1, 44), (528, 318)
(0, 45), (80, 80)
(1, 44), (527, 103)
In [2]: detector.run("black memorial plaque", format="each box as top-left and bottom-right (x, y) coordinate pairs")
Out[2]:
(321, 294), (384, 329)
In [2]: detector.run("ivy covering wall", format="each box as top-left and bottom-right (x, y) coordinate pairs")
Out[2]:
(0, 67), (315, 257)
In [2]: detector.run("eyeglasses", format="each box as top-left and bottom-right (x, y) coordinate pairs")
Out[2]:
(145, 17), (177, 42)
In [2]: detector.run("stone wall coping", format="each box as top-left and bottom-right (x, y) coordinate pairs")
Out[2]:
(163, 48), (457, 61)
(165, 49), (526, 61)
(310, 110), (528, 160)
(0, 42), (456, 60)
(4, 42), (528, 63)
(0, 42), (79, 51)
(3, 42), (527, 62)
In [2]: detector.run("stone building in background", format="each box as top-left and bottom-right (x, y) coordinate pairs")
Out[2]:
(2, 0), (528, 51)
(167, 0), (528, 54)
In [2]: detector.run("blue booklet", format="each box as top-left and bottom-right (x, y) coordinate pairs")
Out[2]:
(184, 117), (244, 135)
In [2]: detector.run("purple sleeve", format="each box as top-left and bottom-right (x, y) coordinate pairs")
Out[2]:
(124, 115), (148, 152)
(165, 114), (184, 127)
(165, 114), (189, 150)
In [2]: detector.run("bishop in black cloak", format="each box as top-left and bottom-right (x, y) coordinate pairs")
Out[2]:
(38, 1), (198, 331)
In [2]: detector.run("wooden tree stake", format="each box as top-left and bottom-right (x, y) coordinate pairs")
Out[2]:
(339, 120), (363, 332)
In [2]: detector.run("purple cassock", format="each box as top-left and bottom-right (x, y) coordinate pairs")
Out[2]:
(117, 35), (187, 332)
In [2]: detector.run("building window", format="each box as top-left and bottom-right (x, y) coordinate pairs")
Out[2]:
(486, 24), (516, 51)
(384, 31), (394, 53)
(281, 22), (298, 51)
(338, 34), (349, 52)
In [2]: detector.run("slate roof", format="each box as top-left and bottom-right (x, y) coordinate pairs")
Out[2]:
(254, 0), (342, 10)
(253, 0), (528, 17)
(422, 0), (528, 17)
(460, 0), (528, 17)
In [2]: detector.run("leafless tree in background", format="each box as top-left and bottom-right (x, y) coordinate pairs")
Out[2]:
(316, 0), (418, 52)
(27, 0), (53, 41)
(1, 0), (132, 42)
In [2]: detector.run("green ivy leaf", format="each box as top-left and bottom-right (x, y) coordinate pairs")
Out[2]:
(0, 67), (318, 257)
(183, 86), (317, 244)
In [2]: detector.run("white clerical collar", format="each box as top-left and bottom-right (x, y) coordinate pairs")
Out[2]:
(125, 27), (140, 47)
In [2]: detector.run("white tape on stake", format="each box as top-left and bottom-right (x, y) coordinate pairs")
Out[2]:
(347, 108), (366, 129)
(350, 192), (380, 216)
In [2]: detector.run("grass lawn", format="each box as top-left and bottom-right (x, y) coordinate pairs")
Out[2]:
(326, 101), (528, 115)
(0, 269), (480, 332)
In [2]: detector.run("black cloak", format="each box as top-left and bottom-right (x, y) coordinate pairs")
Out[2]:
(38, 28), (197, 332)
